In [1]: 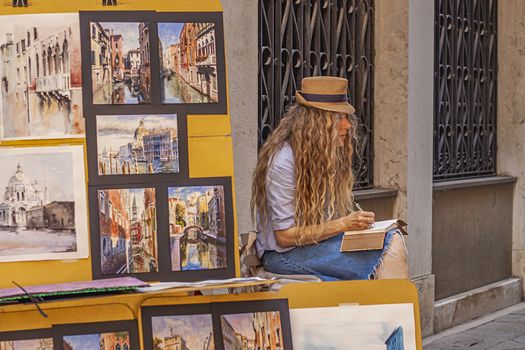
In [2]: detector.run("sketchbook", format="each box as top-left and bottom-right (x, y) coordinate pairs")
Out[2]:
(340, 219), (407, 252)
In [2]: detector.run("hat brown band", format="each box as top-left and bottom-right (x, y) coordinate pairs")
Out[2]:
(300, 92), (348, 103)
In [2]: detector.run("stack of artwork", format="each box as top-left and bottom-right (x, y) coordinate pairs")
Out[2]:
(0, 10), (231, 283)
(0, 300), (294, 350)
(142, 299), (294, 350)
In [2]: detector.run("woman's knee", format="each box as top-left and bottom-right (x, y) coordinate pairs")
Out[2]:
(375, 233), (409, 279)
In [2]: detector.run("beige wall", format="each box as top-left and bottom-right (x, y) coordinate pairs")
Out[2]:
(374, 0), (408, 220)
(497, 0), (525, 290)
(221, 0), (259, 236)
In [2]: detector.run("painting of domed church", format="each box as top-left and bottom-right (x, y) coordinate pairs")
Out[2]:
(96, 114), (179, 176)
(0, 145), (88, 262)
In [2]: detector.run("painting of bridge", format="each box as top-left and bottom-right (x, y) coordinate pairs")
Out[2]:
(168, 185), (227, 271)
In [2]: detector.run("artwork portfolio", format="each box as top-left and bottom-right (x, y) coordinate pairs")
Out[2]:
(0, 13), (84, 140)
(98, 187), (158, 274)
(159, 22), (218, 104)
(168, 185), (227, 271)
(0, 338), (53, 350)
(90, 21), (151, 104)
(151, 314), (214, 350)
(0, 146), (88, 262)
(221, 312), (284, 350)
(63, 332), (130, 350)
(290, 304), (417, 350)
(96, 114), (179, 176)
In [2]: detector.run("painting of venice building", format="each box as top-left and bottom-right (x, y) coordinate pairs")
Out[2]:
(151, 314), (214, 350)
(159, 23), (219, 104)
(98, 188), (158, 274)
(221, 312), (283, 350)
(168, 186), (226, 271)
(63, 332), (130, 350)
(0, 13), (84, 140)
(0, 338), (53, 350)
(0, 146), (87, 262)
(90, 22), (151, 104)
(97, 114), (179, 176)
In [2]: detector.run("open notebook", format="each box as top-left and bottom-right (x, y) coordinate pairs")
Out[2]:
(340, 219), (407, 252)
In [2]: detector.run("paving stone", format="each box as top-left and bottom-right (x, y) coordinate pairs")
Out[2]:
(425, 308), (525, 350)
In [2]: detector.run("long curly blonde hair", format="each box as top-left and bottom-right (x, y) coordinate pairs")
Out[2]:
(251, 104), (359, 245)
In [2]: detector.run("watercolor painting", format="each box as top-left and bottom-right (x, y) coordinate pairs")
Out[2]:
(290, 304), (416, 350)
(0, 338), (53, 350)
(96, 114), (179, 176)
(151, 314), (214, 350)
(98, 187), (157, 274)
(0, 13), (84, 140)
(221, 312), (283, 350)
(63, 332), (130, 350)
(168, 186), (226, 271)
(90, 22), (151, 104)
(0, 146), (88, 262)
(159, 22), (218, 104)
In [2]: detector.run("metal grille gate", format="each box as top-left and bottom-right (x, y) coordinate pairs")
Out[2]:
(259, 0), (374, 188)
(434, 0), (497, 181)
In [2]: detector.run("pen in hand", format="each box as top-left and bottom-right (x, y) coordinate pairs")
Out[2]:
(354, 201), (374, 228)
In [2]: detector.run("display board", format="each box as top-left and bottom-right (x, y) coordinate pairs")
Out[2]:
(0, 280), (423, 350)
(0, 0), (238, 288)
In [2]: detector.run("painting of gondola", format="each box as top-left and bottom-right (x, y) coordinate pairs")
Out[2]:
(168, 185), (227, 271)
(90, 21), (151, 104)
(98, 187), (158, 274)
(0, 13), (84, 140)
(158, 22), (218, 104)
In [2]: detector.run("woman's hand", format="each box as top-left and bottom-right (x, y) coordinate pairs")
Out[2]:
(339, 211), (375, 231)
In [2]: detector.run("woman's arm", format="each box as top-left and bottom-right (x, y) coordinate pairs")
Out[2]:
(274, 210), (375, 248)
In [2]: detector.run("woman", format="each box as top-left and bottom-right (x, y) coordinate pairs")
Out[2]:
(251, 76), (408, 281)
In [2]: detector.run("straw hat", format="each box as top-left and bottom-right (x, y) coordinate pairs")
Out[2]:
(295, 76), (355, 115)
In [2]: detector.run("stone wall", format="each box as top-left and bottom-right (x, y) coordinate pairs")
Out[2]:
(221, 0), (258, 236)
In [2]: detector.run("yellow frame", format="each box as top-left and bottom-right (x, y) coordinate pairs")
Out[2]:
(0, 280), (422, 350)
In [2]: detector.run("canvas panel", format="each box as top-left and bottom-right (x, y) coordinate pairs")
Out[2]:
(290, 303), (417, 350)
(0, 13), (84, 141)
(0, 145), (88, 262)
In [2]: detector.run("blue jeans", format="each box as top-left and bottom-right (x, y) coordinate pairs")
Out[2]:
(262, 229), (400, 281)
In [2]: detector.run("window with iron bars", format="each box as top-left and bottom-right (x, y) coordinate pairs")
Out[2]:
(434, 0), (497, 181)
(258, 0), (375, 189)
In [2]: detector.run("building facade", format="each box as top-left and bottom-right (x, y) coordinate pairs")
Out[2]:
(109, 31), (125, 81)
(163, 334), (189, 350)
(90, 22), (111, 89)
(99, 189), (131, 273)
(126, 49), (140, 77)
(101, 332), (130, 350)
(138, 22), (151, 99)
(221, 0), (525, 338)
(0, 164), (48, 227)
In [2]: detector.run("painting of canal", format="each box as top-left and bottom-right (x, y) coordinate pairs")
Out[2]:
(90, 22), (151, 104)
(0, 338), (53, 350)
(151, 314), (214, 350)
(98, 188), (158, 274)
(168, 186), (227, 271)
(0, 13), (84, 140)
(96, 114), (179, 176)
(63, 331), (130, 350)
(158, 22), (219, 104)
(221, 312), (284, 350)
(0, 146), (88, 263)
